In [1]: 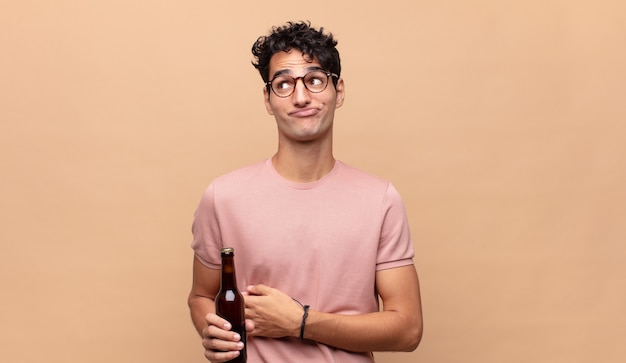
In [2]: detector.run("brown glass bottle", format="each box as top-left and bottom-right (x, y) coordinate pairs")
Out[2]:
(215, 247), (247, 363)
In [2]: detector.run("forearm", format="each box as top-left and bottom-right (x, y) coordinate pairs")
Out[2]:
(303, 309), (422, 352)
(188, 256), (222, 336)
(188, 294), (215, 336)
(244, 267), (423, 352)
(302, 265), (422, 352)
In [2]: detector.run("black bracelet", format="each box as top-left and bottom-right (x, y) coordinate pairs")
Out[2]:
(292, 298), (310, 341)
(300, 305), (310, 341)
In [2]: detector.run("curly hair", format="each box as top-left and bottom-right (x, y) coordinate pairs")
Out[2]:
(251, 21), (341, 85)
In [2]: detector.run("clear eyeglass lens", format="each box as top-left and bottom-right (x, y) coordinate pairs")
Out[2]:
(271, 71), (329, 97)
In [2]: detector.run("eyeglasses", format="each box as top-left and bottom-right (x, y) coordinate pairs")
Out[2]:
(266, 70), (339, 98)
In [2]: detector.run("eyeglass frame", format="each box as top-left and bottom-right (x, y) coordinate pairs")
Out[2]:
(265, 70), (339, 98)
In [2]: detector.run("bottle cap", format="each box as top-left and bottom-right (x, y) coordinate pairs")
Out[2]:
(221, 247), (235, 255)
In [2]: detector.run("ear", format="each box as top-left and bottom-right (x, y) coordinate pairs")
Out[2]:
(334, 78), (345, 109)
(263, 87), (274, 115)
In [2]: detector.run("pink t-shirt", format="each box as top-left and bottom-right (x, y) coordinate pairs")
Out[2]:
(192, 159), (414, 362)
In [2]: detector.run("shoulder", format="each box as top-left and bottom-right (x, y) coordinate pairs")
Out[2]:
(335, 161), (407, 207)
(196, 160), (269, 205)
(335, 161), (392, 191)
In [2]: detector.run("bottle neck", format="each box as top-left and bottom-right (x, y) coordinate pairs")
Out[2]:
(220, 255), (238, 289)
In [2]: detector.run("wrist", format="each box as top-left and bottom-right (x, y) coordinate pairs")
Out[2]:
(291, 298), (310, 341)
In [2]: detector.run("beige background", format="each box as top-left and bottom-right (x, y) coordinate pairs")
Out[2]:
(1, 1), (625, 362)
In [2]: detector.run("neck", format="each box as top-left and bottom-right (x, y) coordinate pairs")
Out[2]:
(272, 138), (335, 183)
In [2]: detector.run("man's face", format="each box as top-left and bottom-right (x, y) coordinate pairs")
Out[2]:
(264, 49), (345, 144)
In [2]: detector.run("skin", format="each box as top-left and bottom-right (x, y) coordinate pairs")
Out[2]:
(188, 50), (423, 362)
(264, 50), (345, 183)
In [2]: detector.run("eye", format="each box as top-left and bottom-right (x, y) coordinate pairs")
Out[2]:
(306, 74), (325, 86)
(274, 77), (294, 90)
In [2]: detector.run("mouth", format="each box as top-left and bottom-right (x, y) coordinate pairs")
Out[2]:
(289, 107), (320, 118)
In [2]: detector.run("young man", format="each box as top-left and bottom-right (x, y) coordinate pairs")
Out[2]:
(188, 21), (423, 362)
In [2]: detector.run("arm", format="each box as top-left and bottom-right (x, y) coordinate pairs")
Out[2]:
(188, 256), (220, 334)
(308, 264), (423, 351)
(188, 256), (246, 362)
(245, 264), (423, 352)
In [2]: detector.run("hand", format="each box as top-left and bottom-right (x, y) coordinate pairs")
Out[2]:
(201, 313), (253, 362)
(244, 284), (303, 339)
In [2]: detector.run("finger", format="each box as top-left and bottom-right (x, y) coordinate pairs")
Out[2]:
(204, 324), (241, 342)
(204, 348), (242, 363)
(203, 334), (245, 351)
(205, 312), (232, 331)
(247, 284), (270, 295)
(245, 318), (256, 333)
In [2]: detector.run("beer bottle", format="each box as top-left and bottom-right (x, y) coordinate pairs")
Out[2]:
(215, 247), (247, 362)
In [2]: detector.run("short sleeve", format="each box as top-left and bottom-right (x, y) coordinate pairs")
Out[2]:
(190, 183), (222, 269)
(376, 183), (415, 271)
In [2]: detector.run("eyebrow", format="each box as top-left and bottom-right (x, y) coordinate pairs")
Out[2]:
(271, 66), (325, 79)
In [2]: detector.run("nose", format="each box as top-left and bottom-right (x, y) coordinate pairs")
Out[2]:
(292, 77), (311, 105)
